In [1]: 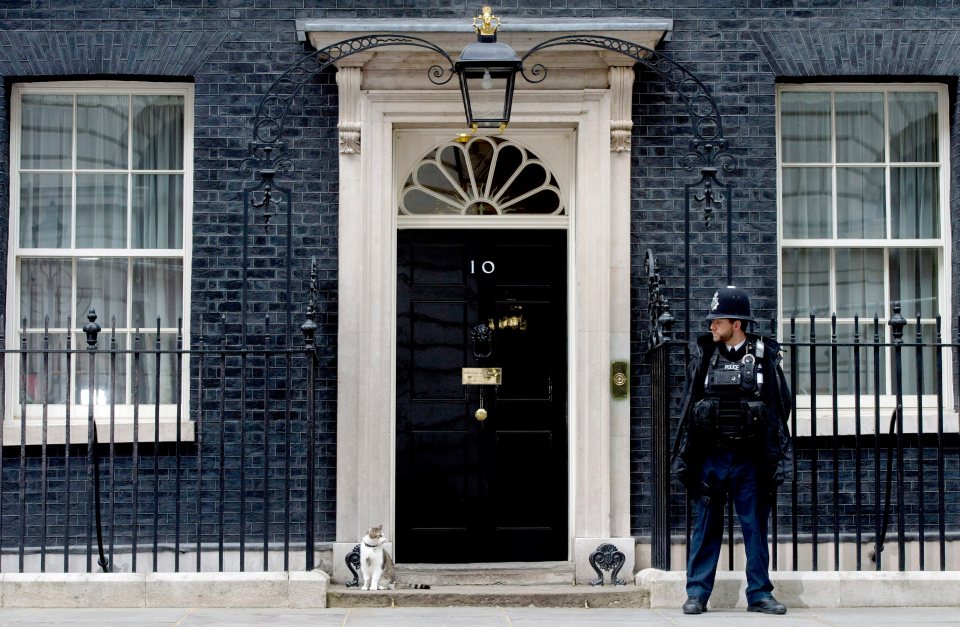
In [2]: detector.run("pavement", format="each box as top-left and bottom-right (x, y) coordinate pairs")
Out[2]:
(0, 606), (958, 626)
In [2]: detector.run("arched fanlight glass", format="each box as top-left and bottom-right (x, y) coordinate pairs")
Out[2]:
(398, 136), (565, 216)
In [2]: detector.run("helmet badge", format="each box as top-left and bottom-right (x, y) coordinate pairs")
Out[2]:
(710, 291), (720, 313)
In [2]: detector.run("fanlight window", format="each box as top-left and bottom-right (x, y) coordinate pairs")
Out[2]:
(399, 136), (564, 216)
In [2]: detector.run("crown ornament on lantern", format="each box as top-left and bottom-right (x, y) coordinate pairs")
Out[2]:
(473, 6), (501, 36)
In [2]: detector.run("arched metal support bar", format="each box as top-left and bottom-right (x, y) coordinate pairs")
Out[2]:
(241, 34), (456, 336)
(253, 35), (455, 145)
(519, 35), (737, 337)
(520, 35), (726, 145)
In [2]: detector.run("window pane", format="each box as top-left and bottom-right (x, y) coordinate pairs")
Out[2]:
(132, 95), (184, 170)
(134, 333), (179, 404)
(20, 173), (71, 248)
(780, 92), (831, 163)
(401, 187), (462, 215)
(836, 92), (884, 163)
(889, 92), (938, 163)
(133, 259), (182, 326)
(891, 167), (939, 238)
(22, 333), (69, 405)
(783, 322), (887, 397)
(889, 249), (938, 318)
(132, 174), (183, 248)
(76, 258), (128, 328)
(20, 258), (72, 329)
(899, 323), (937, 397)
(782, 323), (832, 396)
(75, 332), (127, 406)
(834, 322), (886, 396)
(77, 95), (128, 169)
(20, 94), (73, 170)
(835, 249), (884, 318)
(782, 167), (831, 238)
(76, 173), (127, 248)
(837, 167), (885, 238)
(782, 248), (830, 319)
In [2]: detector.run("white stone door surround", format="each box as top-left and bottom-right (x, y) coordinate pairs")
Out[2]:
(296, 17), (674, 581)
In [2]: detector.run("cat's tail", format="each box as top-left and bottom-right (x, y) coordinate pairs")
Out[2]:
(399, 583), (431, 589)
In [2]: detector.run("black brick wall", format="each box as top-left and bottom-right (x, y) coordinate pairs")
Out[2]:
(0, 0), (957, 556)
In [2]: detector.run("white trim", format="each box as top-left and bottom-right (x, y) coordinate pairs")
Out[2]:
(4, 81), (195, 446)
(397, 215), (569, 229)
(335, 85), (630, 559)
(776, 82), (953, 429)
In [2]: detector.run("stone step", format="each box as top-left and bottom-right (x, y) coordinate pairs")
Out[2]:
(327, 584), (649, 608)
(393, 561), (575, 586)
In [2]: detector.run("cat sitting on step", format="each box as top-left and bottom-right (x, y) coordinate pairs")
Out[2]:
(358, 525), (429, 590)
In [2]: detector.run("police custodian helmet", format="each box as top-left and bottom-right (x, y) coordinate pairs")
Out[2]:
(705, 285), (755, 322)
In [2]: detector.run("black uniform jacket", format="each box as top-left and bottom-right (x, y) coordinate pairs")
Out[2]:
(670, 332), (794, 495)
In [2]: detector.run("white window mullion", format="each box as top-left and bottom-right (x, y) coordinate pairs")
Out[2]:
(127, 256), (134, 404)
(882, 247), (892, 395)
(830, 92), (839, 242)
(829, 248), (837, 323)
(883, 92), (891, 241)
(69, 94), (79, 418)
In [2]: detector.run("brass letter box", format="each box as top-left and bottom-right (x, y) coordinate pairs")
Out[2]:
(462, 367), (502, 385)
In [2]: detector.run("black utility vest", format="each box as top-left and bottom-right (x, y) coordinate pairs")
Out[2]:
(703, 341), (765, 439)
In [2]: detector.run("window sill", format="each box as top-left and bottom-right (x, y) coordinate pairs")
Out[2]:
(3, 406), (195, 446)
(792, 403), (959, 437)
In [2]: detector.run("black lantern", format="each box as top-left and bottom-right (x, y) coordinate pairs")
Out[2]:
(455, 7), (521, 130)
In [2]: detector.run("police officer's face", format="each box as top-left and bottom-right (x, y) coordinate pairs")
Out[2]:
(710, 318), (741, 344)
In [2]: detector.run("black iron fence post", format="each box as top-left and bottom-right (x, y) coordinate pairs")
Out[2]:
(83, 309), (108, 572)
(301, 259), (320, 572)
(649, 314), (674, 571)
(889, 303), (907, 571)
(643, 250), (674, 571)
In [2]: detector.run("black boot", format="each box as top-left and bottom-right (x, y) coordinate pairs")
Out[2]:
(748, 596), (787, 614)
(682, 596), (707, 614)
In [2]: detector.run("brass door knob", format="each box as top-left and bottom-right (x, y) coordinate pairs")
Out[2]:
(474, 407), (488, 422)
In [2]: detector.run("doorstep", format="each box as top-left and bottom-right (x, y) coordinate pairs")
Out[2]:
(327, 583), (649, 608)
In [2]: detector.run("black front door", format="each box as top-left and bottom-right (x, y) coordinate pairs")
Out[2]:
(396, 229), (567, 563)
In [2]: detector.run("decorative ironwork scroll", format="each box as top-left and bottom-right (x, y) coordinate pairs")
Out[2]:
(252, 35), (454, 147)
(345, 543), (362, 587)
(643, 249), (674, 351)
(587, 542), (626, 586)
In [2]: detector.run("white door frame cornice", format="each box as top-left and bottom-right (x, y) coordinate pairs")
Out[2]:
(302, 19), (670, 582)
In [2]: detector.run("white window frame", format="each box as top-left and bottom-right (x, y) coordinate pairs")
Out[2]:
(776, 83), (956, 436)
(4, 80), (194, 445)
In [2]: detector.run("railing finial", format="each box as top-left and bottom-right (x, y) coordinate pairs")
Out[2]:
(84, 309), (101, 350)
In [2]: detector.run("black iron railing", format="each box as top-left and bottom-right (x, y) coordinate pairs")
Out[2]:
(646, 306), (960, 572)
(0, 310), (324, 574)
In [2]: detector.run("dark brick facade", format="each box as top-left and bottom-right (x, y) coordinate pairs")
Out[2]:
(0, 1), (957, 557)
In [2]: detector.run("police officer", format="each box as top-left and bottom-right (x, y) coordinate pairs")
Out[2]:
(671, 286), (793, 615)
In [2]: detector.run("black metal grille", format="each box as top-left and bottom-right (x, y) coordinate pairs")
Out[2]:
(645, 308), (960, 572)
(0, 312), (323, 573)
